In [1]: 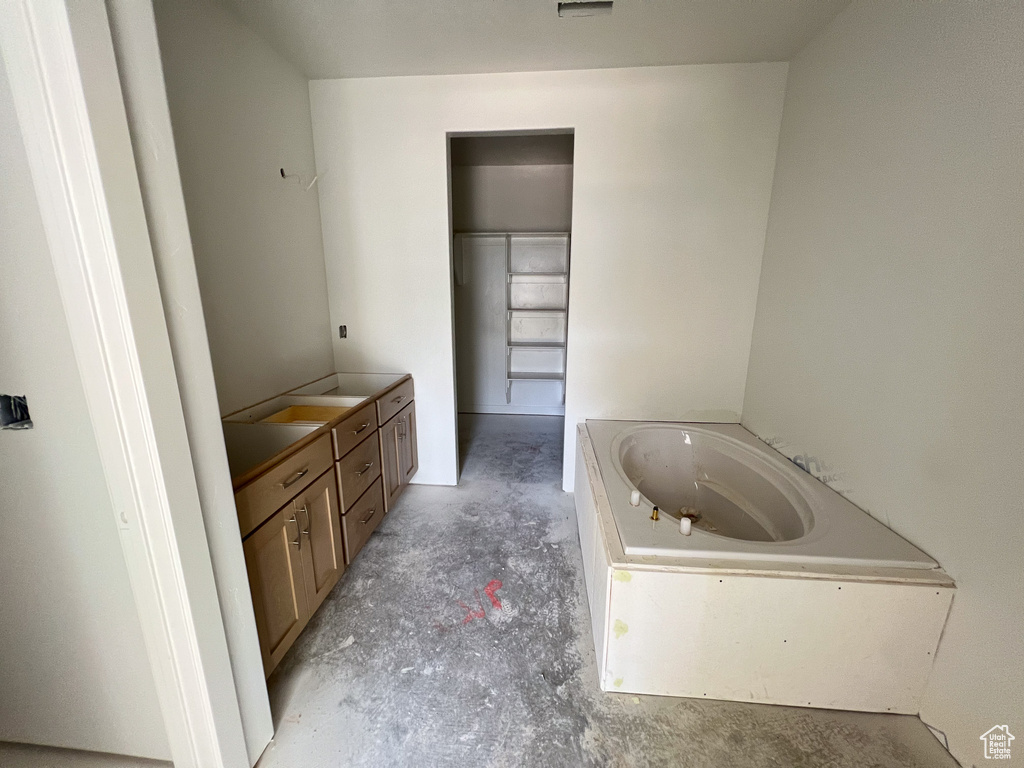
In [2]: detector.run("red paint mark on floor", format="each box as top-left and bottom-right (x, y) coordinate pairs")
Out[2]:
(484, 579), (503, 610)
(443, 579), (506, 629)
(459, 593), (486, 624)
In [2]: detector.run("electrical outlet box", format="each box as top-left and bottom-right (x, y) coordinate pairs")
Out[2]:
(0, 394), (33, 429)
(339, 325), (347, 339)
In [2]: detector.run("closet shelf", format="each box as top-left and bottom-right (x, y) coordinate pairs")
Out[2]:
(503, 233), (570, 406)
(508, 371), (564, 381)
(507, 341), (566, 349)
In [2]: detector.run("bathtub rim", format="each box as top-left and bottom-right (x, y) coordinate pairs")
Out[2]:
(576, 422), (953, 587)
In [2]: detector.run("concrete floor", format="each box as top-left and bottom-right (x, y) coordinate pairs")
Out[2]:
(258, 414), (959, 768)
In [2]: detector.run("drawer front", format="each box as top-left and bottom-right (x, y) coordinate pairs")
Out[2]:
(236, 434), (333, 538)
(336, 431), (382, 509)
(341, 477), (385, 564)
(331, 400), (378, 460)
(376, 378), (414, 426)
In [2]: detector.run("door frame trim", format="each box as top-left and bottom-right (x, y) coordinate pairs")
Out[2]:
(0, 2), (249, 765)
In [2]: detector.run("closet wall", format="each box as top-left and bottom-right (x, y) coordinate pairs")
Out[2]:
(452, 164), (572, 233)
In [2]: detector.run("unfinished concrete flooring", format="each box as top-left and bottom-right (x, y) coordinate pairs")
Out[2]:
(259, 414), (958, 768)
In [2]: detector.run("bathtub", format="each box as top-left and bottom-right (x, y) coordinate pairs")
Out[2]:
(574, 420), (954, 713)
(588, 420), (938, 569)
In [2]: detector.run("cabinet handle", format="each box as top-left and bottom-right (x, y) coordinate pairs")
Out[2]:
(352, 422), (370, 435)
(355, 461), (374, 477)
(359, 508), (376, 525)
(298, 504), (310, 535)
(279, 468), (308, 488)
(288, 514), (300, 549)
(392, 395), (406, 404)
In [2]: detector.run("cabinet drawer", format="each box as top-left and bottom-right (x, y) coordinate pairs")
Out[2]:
(331, 400), (378, 460)
(376, 378), (414, 426)
(236, 434), (333, 538)
(336, 431), (381, 509)
(342, 477), (385, 564)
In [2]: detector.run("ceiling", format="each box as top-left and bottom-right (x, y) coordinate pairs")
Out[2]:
(450, 133), (574, 167)
(215, 0), (851, 80)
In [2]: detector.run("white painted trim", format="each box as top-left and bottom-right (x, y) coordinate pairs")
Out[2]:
(104, 1), (274, 762)
(0, 2), (247, 766)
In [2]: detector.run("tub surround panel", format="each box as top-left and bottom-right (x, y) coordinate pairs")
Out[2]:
(574, 442), (613, 676)
(603, 567), (951, 713)
(575, 424), (953, 712)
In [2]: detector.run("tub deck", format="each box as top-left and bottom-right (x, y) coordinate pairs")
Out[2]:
(575, 422), (954, 713)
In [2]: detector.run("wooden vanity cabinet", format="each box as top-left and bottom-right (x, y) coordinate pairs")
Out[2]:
(379, 400), (418, 511)
(233, 373), (417, 676)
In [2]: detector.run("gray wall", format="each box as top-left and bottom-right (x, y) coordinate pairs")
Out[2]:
(0, 55), (168, 761)
(154, 0), (334, 415)
(742, 2), (1024, 763)
(451, 164), (573, 233)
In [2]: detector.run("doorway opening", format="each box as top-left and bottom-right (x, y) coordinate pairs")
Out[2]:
(447, 131), (574, 478)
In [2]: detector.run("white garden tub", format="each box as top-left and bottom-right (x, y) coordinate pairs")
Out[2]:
(574, 420), (954, 713)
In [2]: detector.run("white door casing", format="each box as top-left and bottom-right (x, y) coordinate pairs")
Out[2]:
(0, 1), (251, 766)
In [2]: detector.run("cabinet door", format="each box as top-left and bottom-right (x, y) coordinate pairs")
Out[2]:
(243, 506), (309, 676)
(379, 414), (402, 512)
(398, 401), (418, 486)
(294, 469), (345, 615)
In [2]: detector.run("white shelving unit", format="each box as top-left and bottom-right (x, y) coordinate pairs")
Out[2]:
(505, 234), (570, 404)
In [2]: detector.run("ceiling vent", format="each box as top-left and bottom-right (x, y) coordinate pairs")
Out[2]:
(557, 1), (613, 18)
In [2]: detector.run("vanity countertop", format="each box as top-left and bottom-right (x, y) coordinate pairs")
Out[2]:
(221, 372), (410, 486)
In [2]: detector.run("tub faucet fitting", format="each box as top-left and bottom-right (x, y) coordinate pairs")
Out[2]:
(650, 505), (659, 521)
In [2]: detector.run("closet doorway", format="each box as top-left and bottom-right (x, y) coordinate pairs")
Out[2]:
(448, 131), (574, 477)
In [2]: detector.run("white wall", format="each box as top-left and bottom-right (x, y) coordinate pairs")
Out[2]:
(0, 54), (169, 761)
(154, 0), (334, 415)
(310, 64), (787, 487)
(742, 2), (1024, 763)
(451, 164), (573, 232)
